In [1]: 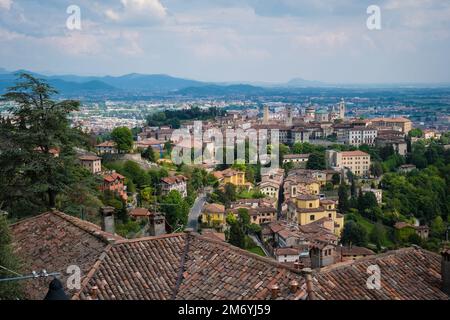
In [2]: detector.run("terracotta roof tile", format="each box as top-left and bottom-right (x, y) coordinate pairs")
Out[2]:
(10, 211), (122, 300)
(76, 233), (308, 300)
(313, 247), (448, 300)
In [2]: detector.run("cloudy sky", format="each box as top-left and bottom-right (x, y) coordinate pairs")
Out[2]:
(1, 0), (450, 83)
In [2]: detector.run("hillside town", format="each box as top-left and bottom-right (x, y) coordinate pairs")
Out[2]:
(1, 74), (449, 301)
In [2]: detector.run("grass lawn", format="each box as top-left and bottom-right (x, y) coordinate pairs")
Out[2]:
(347, 213), (395, 248)
(247, 246), (266, 257)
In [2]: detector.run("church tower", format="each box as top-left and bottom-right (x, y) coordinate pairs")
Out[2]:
(286, 106), (293, 126)
(339, 98), (346, 120)
(263, 105), (270, 124)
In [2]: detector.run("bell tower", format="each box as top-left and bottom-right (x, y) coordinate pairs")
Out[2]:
(263, 105), (270, 124)
(339, 98), (346, 120)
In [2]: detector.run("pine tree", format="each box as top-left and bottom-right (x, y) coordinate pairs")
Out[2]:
(0, 73), (81, 216)
(338, 184), (350, 213)
(228, 222), (245, 249)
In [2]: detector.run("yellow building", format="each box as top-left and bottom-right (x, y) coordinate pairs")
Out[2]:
(213, 168), (250, 188)
(287, 195), (344, 236)
(326, 150), (371, 177)
(227, 205), (277, 226)
(259, 180), (280, 199)
(201, 203), (226, 229)
(288, 177), (320, 197)
(370, 117), (412, 134)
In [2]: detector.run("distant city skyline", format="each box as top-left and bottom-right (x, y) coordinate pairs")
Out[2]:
(1, 0), (450, 83)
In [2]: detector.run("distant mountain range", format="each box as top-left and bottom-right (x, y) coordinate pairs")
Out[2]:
(0, 69), (209, 96)
(1, 68), (449, 98)
(0, 68), (333, 97)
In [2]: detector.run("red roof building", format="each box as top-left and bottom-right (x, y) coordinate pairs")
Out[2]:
(101, 172), (127, 201)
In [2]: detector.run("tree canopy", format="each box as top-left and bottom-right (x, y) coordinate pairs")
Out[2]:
(0, 73), (88, 217)
(111, 127), (133, 153)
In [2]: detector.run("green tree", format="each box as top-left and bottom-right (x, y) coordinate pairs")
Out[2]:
(331, 173), (341, 185)
(0, 215), (23, 299)
(370, 162), (383, 177)
(248, 223), (262, 235)
(111, 127), (133, 153)
(369, 223), (384, 251)
(379, 145), (395, 161)
(0, 73), (81, 213)
(142, 147), (157, 162)
(430, 216), (445, 238)
(357, 191), (379, 214)
(237, 208), (251, 232)
(160, 190), (189, 231)
(408, 233), (422, 245)
(190, 168), (205, 190)
(306, 152), (326, 170)
(228, 221), (245, 249)
(341, 220), (368, 246)
(218, 183), (237, 208)
(140, 186), (154, 204)
(292, 142), (317, 154)
(408, 128), (423, 138)
(122, 160), (151, 188)
(338, 184), (350, 213)
(279, 144), (290, 166)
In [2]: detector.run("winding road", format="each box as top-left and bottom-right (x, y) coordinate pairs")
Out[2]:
(187, 193), (206, 231)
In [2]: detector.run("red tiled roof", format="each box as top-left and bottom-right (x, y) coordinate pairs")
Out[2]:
(103, 172), (125, 183)
(203, 203), (225, 213)
(129, 208), (151, 217)
(284, 154), (310, 159)
(161, 175), (187, 185)
(296, 194), (319, 201)
(313, 247), (448, 300)
(137, 138), (165, 146)
(75, 233), (308, 300)
(79, 155), (101, 161)
(10, 211), (122, 300)
(371, 117), (411, 123)
(341, 150), (370, 157)
(95, 141), (116, 147)
(275, 247), (300, 256)
(336, 246), (375, 257)
(201, 230), (226, 242)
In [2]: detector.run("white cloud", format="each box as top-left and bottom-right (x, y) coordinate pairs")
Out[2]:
(106, 0), (167, 24)
(0, 0), (12, 10)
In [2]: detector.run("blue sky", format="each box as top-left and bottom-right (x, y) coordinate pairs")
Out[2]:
(1, 0), (450, 83)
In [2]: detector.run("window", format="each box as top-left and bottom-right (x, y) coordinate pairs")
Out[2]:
(328, 213), (332, 218)
(309, 203), (313, 208)
(310, 215), (315, 221)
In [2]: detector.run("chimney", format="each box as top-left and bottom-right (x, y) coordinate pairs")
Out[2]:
(270, 284), (279, 299)
(100, 206), (115, 234)
(89, 286), (99, 300)
(289, 280), (299, 294)
(442, 249), (450, 295)
(294, 261), (304, 270)
(301, 268), (316, 300)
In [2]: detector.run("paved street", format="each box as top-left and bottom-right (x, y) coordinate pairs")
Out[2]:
(248, 234), (271, 257)
(187, 193), (206, 231)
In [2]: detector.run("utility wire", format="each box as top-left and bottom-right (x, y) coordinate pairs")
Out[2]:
(0, 264), (22, 277)
(0, 269), (61, 283)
